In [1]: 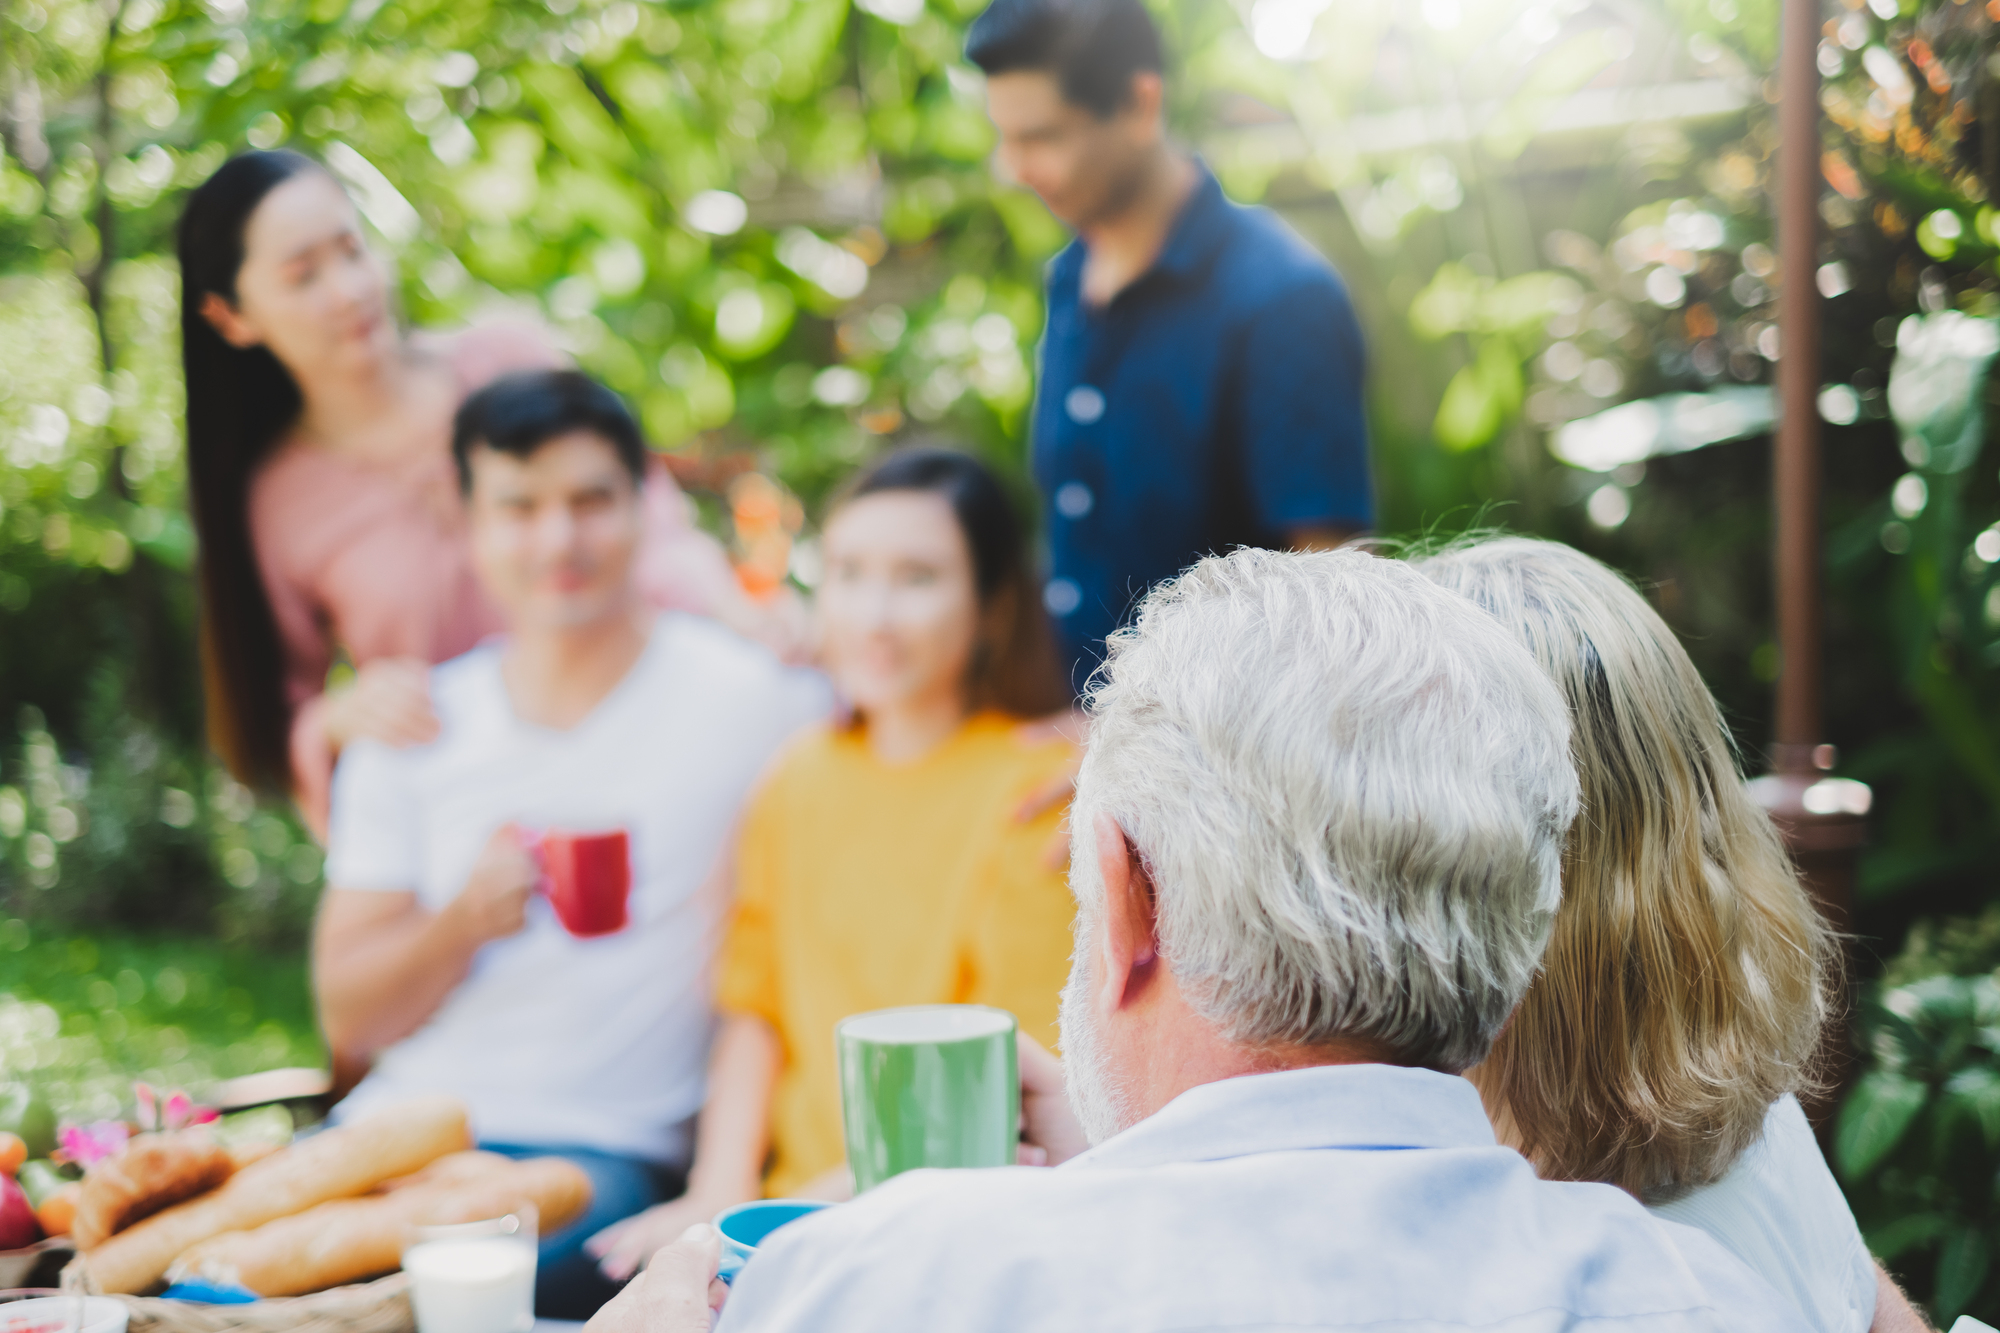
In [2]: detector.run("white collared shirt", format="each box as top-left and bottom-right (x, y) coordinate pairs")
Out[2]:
(1649, 1094), (1877, 1333)
(720, 1064), (1811, 1332)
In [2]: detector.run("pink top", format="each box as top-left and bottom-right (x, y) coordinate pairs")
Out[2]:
(248, 321), (743, 834)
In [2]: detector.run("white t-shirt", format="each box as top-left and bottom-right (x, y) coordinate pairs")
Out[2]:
(325, 614), (830, 1165)
(1648, 1094), (1877, 1333)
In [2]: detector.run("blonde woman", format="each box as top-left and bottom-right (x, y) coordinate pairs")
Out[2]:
(1414, 537), (1924, 1333)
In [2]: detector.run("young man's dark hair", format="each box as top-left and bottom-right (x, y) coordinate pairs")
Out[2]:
(452, 369), (648, 493)
(963, 0), (1164, 118)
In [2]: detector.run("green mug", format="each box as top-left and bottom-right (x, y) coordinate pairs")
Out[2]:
(836, 1004), (1019, 1193)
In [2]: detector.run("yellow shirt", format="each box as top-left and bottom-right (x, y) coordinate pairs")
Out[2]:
(717, 711), (1077, 1197)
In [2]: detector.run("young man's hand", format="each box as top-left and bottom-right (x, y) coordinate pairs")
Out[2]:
(446, 825), (538, 945)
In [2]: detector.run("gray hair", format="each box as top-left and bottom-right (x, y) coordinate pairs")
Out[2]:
(1070, 547), (1580, 1073)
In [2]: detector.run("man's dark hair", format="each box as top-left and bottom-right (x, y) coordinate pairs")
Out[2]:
(452, 369), (648, 494)
(963, 0), (1164, 119)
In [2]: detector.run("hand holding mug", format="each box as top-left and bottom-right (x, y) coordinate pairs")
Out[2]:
(449, 825), (538, 946)
(1016, 1032), (1088, 1167)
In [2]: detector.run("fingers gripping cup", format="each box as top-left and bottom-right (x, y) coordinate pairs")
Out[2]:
(534, 829), (631, 938)
(836, 1005), (1019, 1194)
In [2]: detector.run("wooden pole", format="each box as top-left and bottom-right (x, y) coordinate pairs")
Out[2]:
(1773, 0), (1823, 770)
(1749, 0), (1869, 1131)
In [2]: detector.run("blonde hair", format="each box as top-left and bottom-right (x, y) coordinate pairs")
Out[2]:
(1415, 536), (1836, 1200)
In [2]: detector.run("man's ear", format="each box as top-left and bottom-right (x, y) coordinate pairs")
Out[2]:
(1092, 812), (1159, 1010)
(199, 291), (262, 349)
(1121, 72), (1165, 136)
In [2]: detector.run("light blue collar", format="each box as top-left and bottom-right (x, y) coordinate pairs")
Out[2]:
(1067, 1063), (1496, 1172)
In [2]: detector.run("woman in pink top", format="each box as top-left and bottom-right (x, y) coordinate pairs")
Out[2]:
(179, 151), (768, 833)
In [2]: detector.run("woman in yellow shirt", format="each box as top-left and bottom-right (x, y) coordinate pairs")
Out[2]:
(588, 446), (1076, 1278)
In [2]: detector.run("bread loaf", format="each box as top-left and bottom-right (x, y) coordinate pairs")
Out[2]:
(169, 1154), (592, 1297)
(72, 1131), (237, 1249)
(84, 1095), (471, 1293)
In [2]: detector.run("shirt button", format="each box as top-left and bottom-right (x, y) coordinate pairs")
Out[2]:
(1054, 482), (1094, 520)
(1065, 385), (1106, 424)
(1043, 577), (1083, 617)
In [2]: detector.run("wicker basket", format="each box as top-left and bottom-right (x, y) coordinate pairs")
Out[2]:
(61, 1260), (412, 1333)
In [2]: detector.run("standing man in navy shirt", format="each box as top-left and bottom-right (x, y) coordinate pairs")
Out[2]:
(966, 0), (1373, 689)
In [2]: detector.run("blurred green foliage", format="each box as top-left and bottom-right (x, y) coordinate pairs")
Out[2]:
(0, 917), (321, 1127)
(1841, 914), (2000, 1323)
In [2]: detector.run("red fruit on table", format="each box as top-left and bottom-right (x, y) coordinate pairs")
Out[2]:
(0, 1172), (42, 1250)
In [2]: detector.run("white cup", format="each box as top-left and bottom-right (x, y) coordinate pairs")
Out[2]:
(0, 1295), (129, 1333)
(401, 1210), (537, 1333)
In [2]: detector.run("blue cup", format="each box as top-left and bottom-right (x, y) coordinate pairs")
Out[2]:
(714, 1199), (831, 1283)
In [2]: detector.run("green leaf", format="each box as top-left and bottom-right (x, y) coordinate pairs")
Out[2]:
(1865, 1212), (1951, 1264)
(1409, 261), (1482, 340)
(1944, 1065), (2000, 1148)
(1432, 338), (1522, 452)
(1476, 272), (1583, 338)
(1434, 361), (1499, 452)
(1837, 1070), (1931, 1178)
(1935, 1226), (1992, 1324)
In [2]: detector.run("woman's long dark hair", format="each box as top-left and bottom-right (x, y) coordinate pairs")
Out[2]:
(841, 446), (1070, 719)
(179, 150), (317, 791)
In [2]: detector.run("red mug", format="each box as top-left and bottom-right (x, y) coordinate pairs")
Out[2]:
(534, 829), (631, 938)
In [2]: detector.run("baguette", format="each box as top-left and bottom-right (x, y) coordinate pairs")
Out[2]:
(169, 1155), (592, 1297)
(378, 1149), (517, 1194)
(84, 1095), (471, 1294)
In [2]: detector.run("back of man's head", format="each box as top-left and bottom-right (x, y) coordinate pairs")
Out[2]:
(1071, 548), (1579, 1074)
(964, 0), (1164, 118)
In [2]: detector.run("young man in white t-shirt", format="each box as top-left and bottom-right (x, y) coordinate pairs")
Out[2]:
(316, 370), (828, 1318)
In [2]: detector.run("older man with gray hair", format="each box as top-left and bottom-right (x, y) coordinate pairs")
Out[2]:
(590, 547), (1808, 1331)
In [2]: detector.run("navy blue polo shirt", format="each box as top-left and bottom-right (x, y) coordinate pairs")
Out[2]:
(1032, 162), (1373, 689)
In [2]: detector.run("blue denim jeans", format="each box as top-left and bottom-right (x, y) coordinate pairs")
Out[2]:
(481, 1142), (686, 1320)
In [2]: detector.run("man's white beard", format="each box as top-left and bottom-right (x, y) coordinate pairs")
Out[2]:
(1058, 938), (1135, 1147)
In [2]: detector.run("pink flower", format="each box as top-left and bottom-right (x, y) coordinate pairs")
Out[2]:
(58, 1120), (129, 1168)
(134, 1082), (159, 1133)
(133, 1082), (215, 1133)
